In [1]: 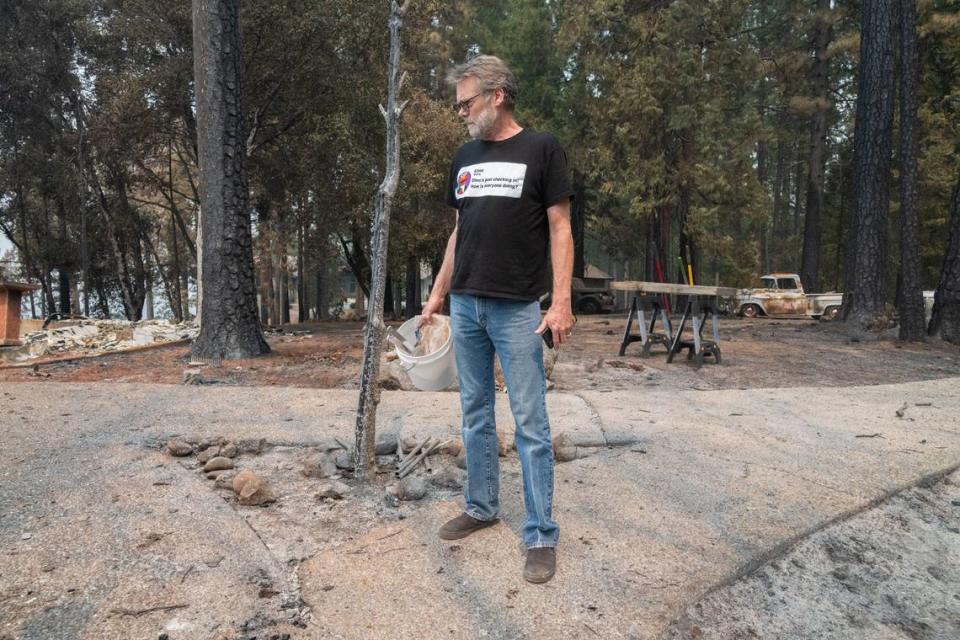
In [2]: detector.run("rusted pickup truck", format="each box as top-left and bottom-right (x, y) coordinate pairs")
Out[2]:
(735, 273), (843, 320)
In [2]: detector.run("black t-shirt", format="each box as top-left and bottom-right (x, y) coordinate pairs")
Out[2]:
(445, 129), (574, 301)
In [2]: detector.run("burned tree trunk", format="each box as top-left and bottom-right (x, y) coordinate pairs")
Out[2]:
(191, 0), (269, 359)
(897, 0), (925, 341)
(929, 173), (960, 343)
(800, 0), (833, 294)
(354, 0), (411, 482)
(405, 254), (420, 320)
(842, 0), (896, 330)
(572, 170), (586, 279)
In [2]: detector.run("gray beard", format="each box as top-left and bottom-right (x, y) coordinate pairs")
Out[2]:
(467, 106), (496, 140)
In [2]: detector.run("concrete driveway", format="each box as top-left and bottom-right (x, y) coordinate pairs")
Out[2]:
(1, 378), (958, 639)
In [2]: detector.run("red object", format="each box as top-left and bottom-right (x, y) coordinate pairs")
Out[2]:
(653, 259), (671, 315)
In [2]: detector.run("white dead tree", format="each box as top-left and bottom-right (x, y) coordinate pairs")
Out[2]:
(354, 0), (411, 482)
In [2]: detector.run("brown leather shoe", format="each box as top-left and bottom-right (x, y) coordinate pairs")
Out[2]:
(523, 547), (556, 583)
(438, 513), (500, 541)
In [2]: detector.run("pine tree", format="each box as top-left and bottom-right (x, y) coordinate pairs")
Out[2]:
(896, 0), (925, 340)
(191, 0), (269, 359)
(842, 0), (896, 330)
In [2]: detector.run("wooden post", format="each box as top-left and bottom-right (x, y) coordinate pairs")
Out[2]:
(354, 0), (411, 481)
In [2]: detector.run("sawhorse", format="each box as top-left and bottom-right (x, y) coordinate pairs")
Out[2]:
(618, 295), (673, 357)
(667, 296), (722, 366)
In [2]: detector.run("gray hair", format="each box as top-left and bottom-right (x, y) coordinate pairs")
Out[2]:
(446, 55), (518, 110)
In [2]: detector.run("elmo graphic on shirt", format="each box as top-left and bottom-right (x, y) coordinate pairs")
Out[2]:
(456, 170), (471, 196)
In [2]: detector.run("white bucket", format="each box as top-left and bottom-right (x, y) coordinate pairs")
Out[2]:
(395, 315), (457, 391)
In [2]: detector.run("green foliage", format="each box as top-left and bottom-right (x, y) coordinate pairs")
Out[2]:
(2, 0), (959, 318)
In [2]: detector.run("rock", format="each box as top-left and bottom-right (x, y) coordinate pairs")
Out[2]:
(455, 449), (468, 470)
(379, 357), (420, 391)
(166, 439), (193, 457)
(430, 465), (464, 490)
(605, 432), (642, 447)
(206, 469), (229, 480)
(440, 440), (462, 457)
(214, 472), (236, 489)
(316, 437), (346, 453)
(220, 443), (238, 458)
(203, 457), (235, 472)
(387, 477), (427, 501)
(335, 451), (355, 471)
(237, 438), (267, 454)
(301, 454), (338, 479)
(375, 433), (399, 456)
(315, 481), (351, 501)
(232, 470), (275, 506)
(182, 370), (203, 385)
(203, 555), (225, 568)
(197, 447), (219, 464)
(555, 446), (578, 463)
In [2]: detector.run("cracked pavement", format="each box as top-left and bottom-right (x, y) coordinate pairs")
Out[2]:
(1, 378), (959, 639)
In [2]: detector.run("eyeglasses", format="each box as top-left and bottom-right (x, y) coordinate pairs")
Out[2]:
(452, 91), (486, 113)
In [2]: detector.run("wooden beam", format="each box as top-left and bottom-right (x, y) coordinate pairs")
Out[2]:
(611, 281), (738, 297)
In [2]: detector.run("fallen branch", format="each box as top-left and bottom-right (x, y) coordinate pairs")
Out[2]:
(375, 529), (403, 542)
(110, 603), (189, 617)
(398, 435), (431, 469)
(397, 438), (452, 478)
(396, 437), (434, 477)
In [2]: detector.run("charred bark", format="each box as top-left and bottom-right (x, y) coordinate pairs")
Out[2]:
(191, 0), (269, 359)
(297, 211), (306, 323)
(572, 170), (586, 279)
(800, 0), (832, 293)
(355, 0), (411, 482)
(404, 254), (420, 320)
(842, 0), (896, 329)
(339, 226), (372, 299)
(170, 209), (184, 322)
(897, 0), (925, 341)
(929, 173), (960, 343)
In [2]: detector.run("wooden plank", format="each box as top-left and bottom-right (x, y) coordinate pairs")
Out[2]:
(611, 281), (738, 297)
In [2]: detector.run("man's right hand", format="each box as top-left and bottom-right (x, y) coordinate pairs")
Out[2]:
(420, 295), (444, 326)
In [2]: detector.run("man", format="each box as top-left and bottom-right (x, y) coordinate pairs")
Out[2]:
(421, 55), (575, 584)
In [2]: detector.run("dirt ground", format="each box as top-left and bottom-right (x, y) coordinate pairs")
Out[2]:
(2, 314), (959, 391)
(2, 314), (959, 639)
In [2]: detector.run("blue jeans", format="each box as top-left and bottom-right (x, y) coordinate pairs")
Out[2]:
(450, 294), (559, 549)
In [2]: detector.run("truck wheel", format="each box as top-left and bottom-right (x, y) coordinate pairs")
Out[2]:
(741, 304), (761, 319)
(578, 298), (601, 315)
(821, 305), (840, 321)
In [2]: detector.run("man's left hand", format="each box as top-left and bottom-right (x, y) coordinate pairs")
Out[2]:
(535, 304), (575, 348)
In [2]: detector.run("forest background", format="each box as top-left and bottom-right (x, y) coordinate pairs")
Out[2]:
(1, 0), (958, 334)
